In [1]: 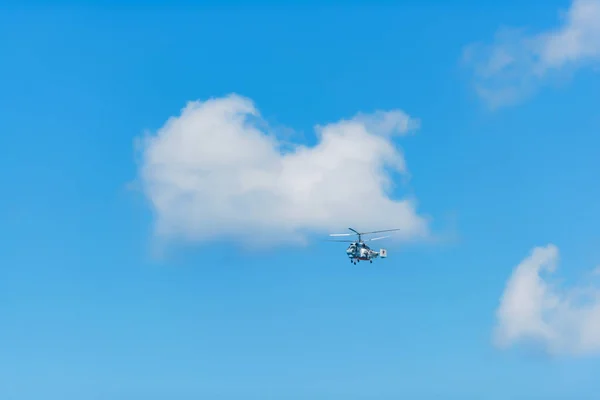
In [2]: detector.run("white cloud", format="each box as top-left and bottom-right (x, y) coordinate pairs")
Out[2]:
(463, 0), (600, 108)
(135, 94), (430, 248)
(494, 244), (600, 356)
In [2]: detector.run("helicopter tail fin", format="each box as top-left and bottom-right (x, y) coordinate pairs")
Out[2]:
(379, 249), (387, 258)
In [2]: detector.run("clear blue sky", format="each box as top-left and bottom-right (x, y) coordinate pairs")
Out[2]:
(1, 1), (600, 399)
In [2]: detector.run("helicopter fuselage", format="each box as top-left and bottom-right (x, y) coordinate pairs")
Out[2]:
(346, 242), (380, 263)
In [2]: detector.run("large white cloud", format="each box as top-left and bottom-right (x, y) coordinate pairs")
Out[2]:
(135, 94), (430, 247)
(463, 0), (600, 108)
(494, 244), (600, 356)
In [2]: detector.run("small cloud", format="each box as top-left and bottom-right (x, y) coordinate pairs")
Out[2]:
(463, 0), (600, 108)
(494, 244), (600, 356)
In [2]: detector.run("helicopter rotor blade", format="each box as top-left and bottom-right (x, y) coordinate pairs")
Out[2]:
(359, 228), (403, 235)
(365, 235), (390, 241)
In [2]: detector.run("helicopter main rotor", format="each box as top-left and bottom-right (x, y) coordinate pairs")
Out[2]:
(327, 227), (402, 243)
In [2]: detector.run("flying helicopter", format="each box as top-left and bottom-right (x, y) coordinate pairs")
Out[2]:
(327, 227), (401, 265)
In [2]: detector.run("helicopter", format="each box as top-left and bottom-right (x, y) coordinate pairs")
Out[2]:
(327, 227), (401, 265)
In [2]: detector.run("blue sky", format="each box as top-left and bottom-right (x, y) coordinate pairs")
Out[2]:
(1, 1), (600, 399)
